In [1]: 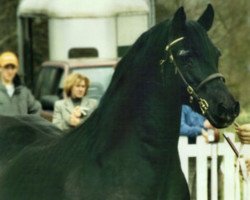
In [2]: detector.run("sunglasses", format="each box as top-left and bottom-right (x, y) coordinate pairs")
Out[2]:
(3, 64), (17, 70)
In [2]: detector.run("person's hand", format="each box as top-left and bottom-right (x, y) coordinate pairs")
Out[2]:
(201, 129), (209, 143)
(201, 128), (220, 143)
(69, 115), (80, 127)
(72, 106), (82, 118)
(203, 119), (213, 129)
(212, 128), (220, 143)
(235, 123), (250, 144)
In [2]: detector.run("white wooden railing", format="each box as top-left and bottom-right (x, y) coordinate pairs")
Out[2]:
(178, 133), (250, 200)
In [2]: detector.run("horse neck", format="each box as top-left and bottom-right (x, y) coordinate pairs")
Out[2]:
(133, 70), (182, 145)
(96, 63), (182, 148)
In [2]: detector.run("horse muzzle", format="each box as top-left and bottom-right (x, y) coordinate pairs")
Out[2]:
(207, 101), (240, 128)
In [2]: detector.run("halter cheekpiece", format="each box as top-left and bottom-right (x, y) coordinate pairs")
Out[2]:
(161, 37), (225, 115)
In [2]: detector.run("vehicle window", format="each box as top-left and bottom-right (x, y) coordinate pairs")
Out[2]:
(34, 66), (64, 100)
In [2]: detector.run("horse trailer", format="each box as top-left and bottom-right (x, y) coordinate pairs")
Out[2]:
(17, 0), (155, 88)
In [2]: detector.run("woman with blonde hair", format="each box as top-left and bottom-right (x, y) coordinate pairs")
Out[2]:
(52, 73), (98, 132)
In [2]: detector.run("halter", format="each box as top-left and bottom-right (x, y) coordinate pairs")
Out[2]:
(161, 37), (225, 114)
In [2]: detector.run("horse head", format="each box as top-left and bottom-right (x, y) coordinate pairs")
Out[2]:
(165, 4), (239, 128)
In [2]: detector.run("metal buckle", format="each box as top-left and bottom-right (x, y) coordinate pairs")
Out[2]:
(198, 98), (209, 114)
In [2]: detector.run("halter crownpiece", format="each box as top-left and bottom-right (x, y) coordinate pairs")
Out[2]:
(165, 37), (185, 51)
(163, 37), (225, 115)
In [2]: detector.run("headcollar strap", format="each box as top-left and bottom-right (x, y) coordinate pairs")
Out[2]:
(165, 37), (185, 51)
(164, 36), (210, 115)
(196, 73), (225, 91)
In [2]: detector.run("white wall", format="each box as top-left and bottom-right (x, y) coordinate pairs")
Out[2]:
(49, 14), (149, 60)
(49, 18), (117, 60)
(117, 14), (149, 47)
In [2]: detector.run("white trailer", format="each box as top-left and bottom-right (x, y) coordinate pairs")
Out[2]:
(17, 0), (155, 86)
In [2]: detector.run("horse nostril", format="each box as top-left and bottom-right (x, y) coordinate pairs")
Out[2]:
(218, 102), (240, 120)
(218, 103), (226, 115)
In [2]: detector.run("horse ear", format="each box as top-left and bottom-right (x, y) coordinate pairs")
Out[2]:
(171, 6), (186, 35)
(197, 4), (214, 31)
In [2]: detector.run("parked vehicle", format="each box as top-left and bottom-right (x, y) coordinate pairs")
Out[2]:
(34, 58), (118, 121)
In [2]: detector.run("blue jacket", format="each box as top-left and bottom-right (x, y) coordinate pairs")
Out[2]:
(180, 105), (205, 137)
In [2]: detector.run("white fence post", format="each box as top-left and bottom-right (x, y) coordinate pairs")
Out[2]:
(211, 143), (218, 200)
(239, 144), (250, 200)
(178, 133), (248, 200)
(218, 133), (235, 200)
(196, 136), (209, 200)
(178, 136), (189, 182)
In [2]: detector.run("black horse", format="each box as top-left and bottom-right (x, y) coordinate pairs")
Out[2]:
(0, 4), (239, 200)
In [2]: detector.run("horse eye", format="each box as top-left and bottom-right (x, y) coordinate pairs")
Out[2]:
(178, 50), (191, 57)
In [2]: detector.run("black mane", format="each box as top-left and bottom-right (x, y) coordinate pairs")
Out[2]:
(59, 19), (173, 157)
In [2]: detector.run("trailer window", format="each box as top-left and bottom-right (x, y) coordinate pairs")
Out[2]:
(68, 48), (98, 58)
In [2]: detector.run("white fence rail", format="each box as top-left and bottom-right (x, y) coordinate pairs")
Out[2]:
(178, 133), (250, 200)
